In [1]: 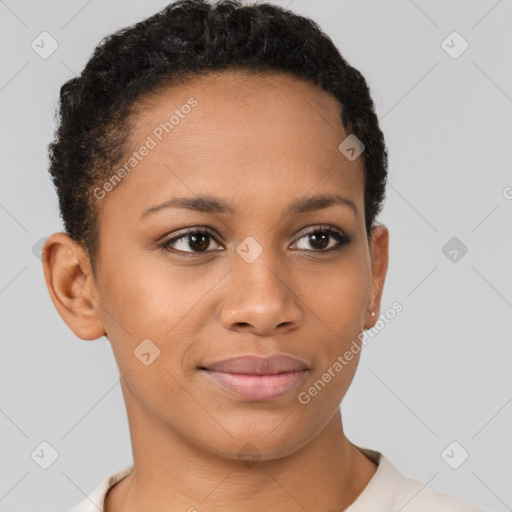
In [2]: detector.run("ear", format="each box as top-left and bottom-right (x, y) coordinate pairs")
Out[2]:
(364, 224), (389, 329)
(42, 232), (106, 340)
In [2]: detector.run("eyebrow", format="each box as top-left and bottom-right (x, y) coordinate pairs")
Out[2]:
(139, 193), (357, 220)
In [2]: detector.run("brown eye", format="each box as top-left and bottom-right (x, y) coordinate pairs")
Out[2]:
(159, 225), (351, 256)
(292, 226), (351, 253)
(160, 228), (222, 254)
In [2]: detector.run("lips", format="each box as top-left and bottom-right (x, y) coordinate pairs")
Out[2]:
(203, 354), (309, 375)
(199, 355), (310, 401)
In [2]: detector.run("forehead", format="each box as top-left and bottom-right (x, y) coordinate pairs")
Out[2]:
(104, 69), (364, 220)
(129, 69), (345, 160)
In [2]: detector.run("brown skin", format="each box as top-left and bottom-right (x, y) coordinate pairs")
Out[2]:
(43, 70), (389, 511)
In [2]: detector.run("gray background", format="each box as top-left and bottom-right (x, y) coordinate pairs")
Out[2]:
(1, 0), (511, 511)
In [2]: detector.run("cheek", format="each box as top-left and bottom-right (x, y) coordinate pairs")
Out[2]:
(294, 255), (369, 396)
(98, 262), (199, 425)
(297, 256), (369, 333)
(98, 251), (190, 331)
(96, 252), (219, 373)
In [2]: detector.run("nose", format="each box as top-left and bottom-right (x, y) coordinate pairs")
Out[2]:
(219, 256), (302, 336)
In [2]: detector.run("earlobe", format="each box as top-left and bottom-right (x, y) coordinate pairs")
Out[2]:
(42, 232), (106, 341)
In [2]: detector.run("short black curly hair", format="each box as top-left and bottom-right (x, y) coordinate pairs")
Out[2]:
(48, 0), (388, 275)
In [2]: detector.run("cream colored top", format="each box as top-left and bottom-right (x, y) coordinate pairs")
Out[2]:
(66, 446), (485, 511)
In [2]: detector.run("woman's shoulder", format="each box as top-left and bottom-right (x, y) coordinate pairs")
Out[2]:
(65, 464), (134, 512)
(349, 446), (486, 512)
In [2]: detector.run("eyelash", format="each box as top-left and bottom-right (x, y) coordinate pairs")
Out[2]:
(158, 225), (351, 256)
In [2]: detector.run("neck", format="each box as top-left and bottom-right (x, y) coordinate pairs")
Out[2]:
(106, 391), (377, 512)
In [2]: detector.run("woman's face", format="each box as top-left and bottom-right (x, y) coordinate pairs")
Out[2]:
(52, 70), (388, 461)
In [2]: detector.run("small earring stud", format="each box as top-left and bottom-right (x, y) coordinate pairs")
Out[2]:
(371, 311), (376, 317)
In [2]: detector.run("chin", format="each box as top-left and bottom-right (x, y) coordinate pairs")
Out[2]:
(200, 419), (314, 463)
